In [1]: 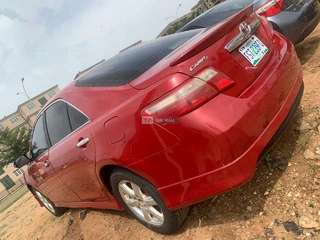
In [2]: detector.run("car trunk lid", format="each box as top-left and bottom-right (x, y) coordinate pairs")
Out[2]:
(141, 5), (277, 122)
(170, 4), (275, 97)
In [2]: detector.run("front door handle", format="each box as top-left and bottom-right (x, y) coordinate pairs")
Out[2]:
(76, 138), (90, 148)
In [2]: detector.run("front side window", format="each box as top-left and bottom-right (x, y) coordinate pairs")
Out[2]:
(45, 101), (72, 146)
(31, 115), (49, 158)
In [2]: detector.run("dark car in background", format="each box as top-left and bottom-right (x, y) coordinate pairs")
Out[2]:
(179, 0), (320, 44)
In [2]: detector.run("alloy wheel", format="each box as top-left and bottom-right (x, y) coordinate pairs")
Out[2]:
(118, 180), (164, 226)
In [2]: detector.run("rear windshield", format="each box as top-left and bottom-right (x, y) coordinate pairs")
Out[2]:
(76, 29), (201, 87)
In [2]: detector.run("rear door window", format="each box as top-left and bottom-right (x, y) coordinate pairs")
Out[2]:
(45, 101), (71, 146)
(45, 100), (90, 146)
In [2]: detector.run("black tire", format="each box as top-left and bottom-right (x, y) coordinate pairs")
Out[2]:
(110, 169), (189, 234)
(32, 188), (67, 217)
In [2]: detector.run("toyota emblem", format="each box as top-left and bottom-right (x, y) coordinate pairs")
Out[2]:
(239, 22), (251, 35)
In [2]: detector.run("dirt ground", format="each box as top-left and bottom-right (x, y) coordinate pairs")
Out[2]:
(2, 26), (320, 240)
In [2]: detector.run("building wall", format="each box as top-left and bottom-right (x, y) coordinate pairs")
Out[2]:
(0, 113), (25, 131)
(192, 0), (219, 13)
(0, 165), (25, 192)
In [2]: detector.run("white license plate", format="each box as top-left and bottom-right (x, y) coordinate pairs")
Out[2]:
(239, 35), (268, 66)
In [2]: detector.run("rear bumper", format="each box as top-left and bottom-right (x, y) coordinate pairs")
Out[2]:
(159, 79), (303, 210)
(155, 38), (303, 210)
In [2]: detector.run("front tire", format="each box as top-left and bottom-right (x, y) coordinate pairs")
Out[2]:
(32, 188), (67, 216)
(110, 169), (189, 234)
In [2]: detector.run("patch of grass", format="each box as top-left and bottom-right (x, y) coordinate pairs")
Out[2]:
(309, 203), (315, 208)
(59, 211), (69, 221)
(265, 154), (274, 168)
(296, 134), (311, 150)
(0, 224), (7, 231)
(277, 187), (284, 192)
(307, 161), (316, 170)
(0, 190), (29, 213)
(0, 230), (7, 238)
(0, 211), (9, 222)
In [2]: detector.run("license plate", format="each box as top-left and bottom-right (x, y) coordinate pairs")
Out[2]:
(239, 35), (268, 66)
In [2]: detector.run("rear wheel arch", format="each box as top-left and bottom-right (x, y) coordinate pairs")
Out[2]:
(99, 164), (119, 194)
(99, 165), (161, 196)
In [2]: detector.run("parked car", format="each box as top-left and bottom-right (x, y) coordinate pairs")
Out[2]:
(14, 5), (303, 234)
(179, 0), (320, 44)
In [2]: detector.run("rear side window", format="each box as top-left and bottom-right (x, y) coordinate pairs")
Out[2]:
(45, 101), (72, 146)
(31, 115), (49, 158)
(76, 29), (201, 87)
(67, 104), (89, 131)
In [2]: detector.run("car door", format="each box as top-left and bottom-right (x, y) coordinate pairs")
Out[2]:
(28, 114), (80, 203)
(44, 100), (108, 201)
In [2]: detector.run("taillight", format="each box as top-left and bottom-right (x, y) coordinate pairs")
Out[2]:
(142, 67), (234, 123)
(256, 0), (284, 17)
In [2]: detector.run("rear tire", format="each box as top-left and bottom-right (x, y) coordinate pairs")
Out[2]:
(32, 188), (67, 217)
(110, 169), (189, 234)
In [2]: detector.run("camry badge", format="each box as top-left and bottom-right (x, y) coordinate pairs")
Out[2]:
(190, 56), (208, 72)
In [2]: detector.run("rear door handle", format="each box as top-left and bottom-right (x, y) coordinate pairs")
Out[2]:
(76, 138), (90, 148)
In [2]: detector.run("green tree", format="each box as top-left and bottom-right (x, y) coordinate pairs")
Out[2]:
(0, 126), (31, 168)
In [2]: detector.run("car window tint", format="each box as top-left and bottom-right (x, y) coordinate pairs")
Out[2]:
(45, 101), (72, 146)
(67, 104), (89, 131)
(76, 29), (202, 87)
(31, 115), (48, 158)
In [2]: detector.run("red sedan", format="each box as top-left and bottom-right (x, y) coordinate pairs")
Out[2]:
(14, 5), (303, 234)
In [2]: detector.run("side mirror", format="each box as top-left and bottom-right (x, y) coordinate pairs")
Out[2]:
(13, 155), (30, 168)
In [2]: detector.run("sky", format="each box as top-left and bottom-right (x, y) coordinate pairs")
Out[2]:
(0, 0), (197, 118)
